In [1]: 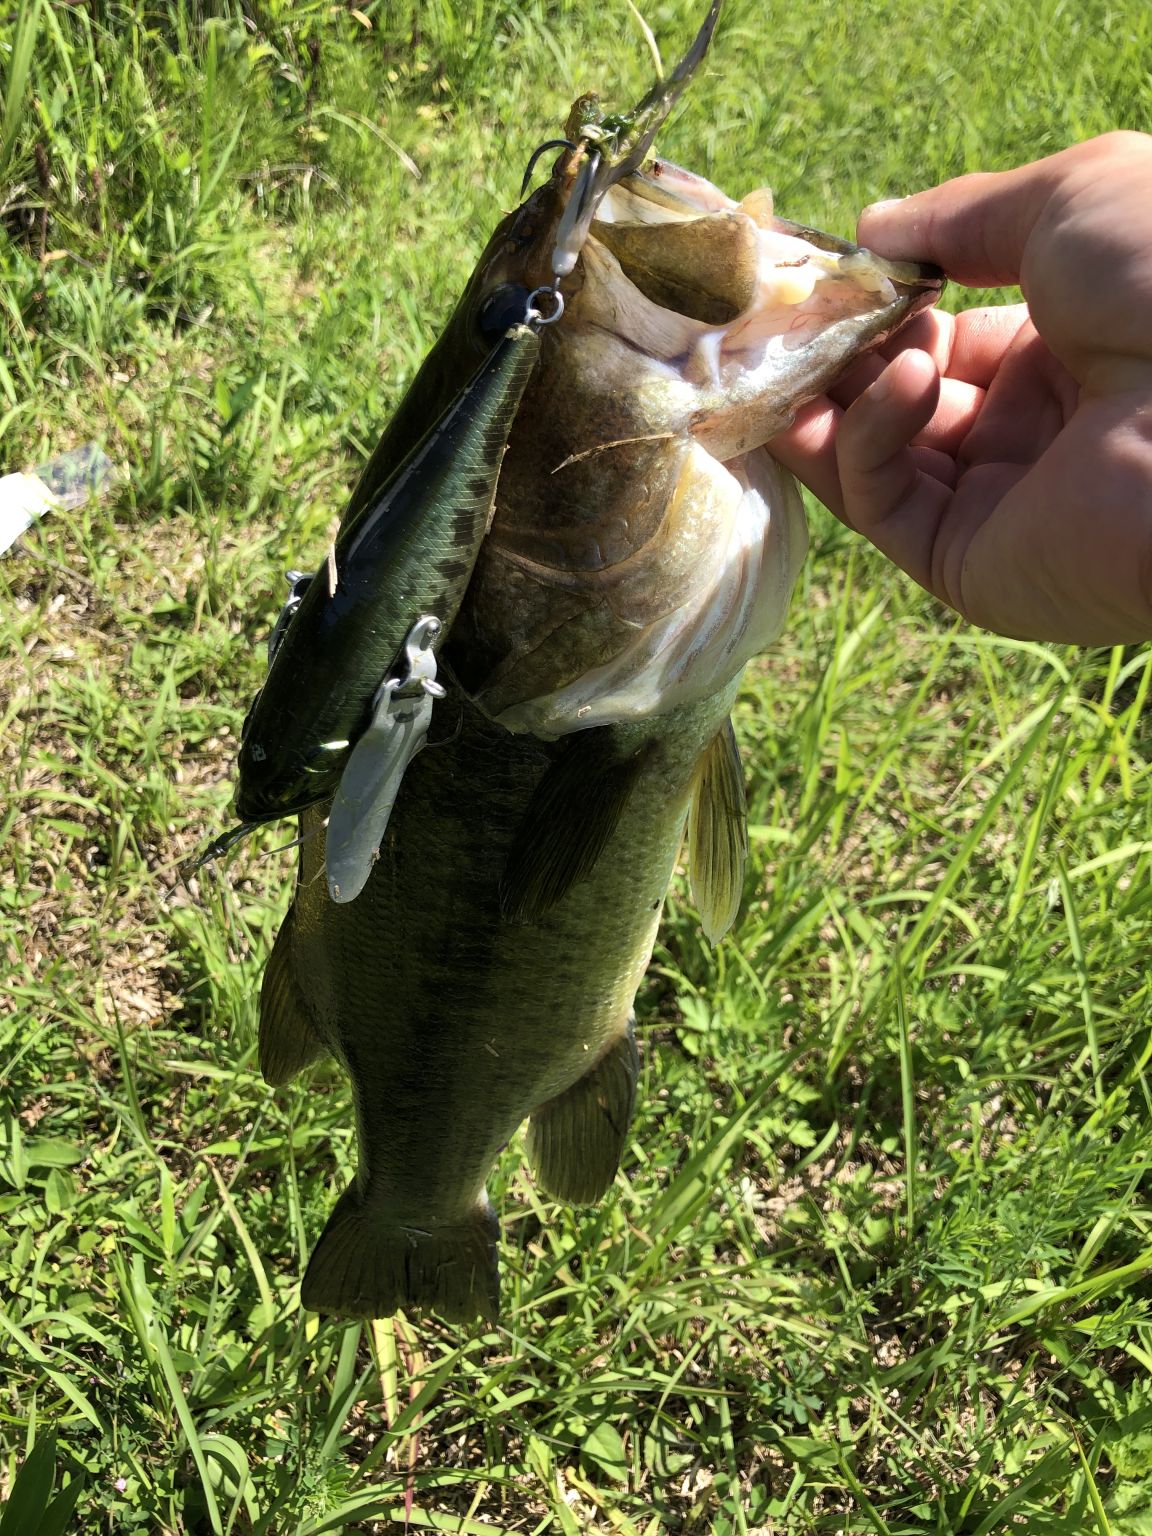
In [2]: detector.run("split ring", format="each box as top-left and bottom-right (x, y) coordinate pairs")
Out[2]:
(525, 286), (565, 326)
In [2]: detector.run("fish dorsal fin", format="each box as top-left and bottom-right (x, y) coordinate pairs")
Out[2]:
(688, 718), (747, 944)
(500, 732), (650, 924)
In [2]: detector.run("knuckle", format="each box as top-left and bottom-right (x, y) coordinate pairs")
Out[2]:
(1085, 129), (1152, 163)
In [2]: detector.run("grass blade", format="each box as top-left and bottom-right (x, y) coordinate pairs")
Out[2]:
(0, 0), (43, 182)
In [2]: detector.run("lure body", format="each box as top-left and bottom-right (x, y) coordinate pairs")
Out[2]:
(235, 322), (541, 823)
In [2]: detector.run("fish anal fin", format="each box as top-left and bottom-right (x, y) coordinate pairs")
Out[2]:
(526, 1022), (639, 1205)
(301, 1186), (499, 1324)
(500, 733), (650, 924)
(259, 910), (327, 1087)
(689, 718), (748, 945)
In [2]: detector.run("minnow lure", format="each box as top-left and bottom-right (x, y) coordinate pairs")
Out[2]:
(323, 613), (445, 905)
(183, 316), (545, 883)
(234, 318), (544, 827)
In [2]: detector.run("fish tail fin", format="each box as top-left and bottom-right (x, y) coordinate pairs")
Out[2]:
(259, 909), (327, 1087)
(688, 717), (748, 945)
(526, 1021), (639, 1205)
(301, 1186), (500, 1324)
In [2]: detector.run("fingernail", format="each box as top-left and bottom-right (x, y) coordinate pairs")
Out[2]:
(864, 197), (906, 217)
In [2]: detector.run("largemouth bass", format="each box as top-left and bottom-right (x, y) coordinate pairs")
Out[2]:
(254, 5), (942, 1323)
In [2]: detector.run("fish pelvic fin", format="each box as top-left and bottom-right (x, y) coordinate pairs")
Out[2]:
(500, 733), (650, 924)
(688, 718), (748, 945)
(301, 1188), (500, 1325)
(526, 1021), (639, 1205)
(259, 909), (327, 1087)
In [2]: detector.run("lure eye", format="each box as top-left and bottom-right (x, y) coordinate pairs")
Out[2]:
(477, 283), (532, 341)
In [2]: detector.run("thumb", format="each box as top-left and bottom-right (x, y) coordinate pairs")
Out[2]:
(857, 134), (1152, 379)
(856, 151), (1078, 288)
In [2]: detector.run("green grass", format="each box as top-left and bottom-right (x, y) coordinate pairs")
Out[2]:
(2, 0), (1152, 1531)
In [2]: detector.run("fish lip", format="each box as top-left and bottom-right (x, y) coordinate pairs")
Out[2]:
(891, 264), (947, 306)
(863, 255), (945, 293)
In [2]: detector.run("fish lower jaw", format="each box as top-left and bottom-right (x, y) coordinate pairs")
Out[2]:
(686, 296), (935, 462)
(680, 292), (895, 395)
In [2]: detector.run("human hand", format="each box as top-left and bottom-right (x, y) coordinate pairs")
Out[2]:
(769, 132), (1152, 644)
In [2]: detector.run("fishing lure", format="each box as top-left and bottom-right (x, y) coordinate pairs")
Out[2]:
(190, 129), (605, 891)
(235, 316), (545, 827)
(185, 316), (545, 883)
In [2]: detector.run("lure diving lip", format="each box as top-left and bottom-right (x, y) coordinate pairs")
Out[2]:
(323, 613), (446, 905)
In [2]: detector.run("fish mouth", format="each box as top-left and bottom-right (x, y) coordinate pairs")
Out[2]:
(570, 158), (943, 457)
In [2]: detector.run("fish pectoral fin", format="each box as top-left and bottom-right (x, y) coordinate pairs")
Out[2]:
(688, 718), (748, 945)
(500, 732), (650, 924)
(301, 1187), (500, 1325)
(259, 909), (328, 1087)
(526, 1021), (638, 1205)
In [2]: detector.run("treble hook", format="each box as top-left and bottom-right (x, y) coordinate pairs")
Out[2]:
(178, 818), (259, 883)
(519, 137), (576, 199)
